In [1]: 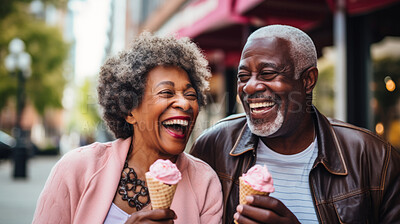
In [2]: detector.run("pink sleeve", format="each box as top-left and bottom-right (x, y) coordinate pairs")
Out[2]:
(32, 152), (81, 223)
(199, 169), (223, 224)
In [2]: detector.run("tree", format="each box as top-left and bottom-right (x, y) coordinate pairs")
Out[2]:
(0, 0), (68, 19)
(0, 3), (69, 115)
(67, 78), (101, 139)
(314, 64), (335, 118)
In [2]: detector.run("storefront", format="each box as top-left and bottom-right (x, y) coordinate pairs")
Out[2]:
(140, 0), (400, 148)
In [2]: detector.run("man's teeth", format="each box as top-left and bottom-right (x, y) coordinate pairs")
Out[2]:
(249, 102), (275, 109)
(162, 119), (189, 126)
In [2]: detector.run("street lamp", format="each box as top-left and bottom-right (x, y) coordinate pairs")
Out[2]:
(4, 38), (31, 179)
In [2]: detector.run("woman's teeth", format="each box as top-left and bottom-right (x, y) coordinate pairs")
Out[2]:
(162, 119), (188, 126)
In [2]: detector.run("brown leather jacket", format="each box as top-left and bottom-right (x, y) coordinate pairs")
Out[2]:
(190, 107), (400, 224)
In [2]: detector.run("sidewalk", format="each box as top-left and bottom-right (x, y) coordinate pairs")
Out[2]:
(0, 155), (60, 224)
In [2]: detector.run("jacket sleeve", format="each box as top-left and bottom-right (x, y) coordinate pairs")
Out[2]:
(190, 130), (217, 168)
(379, 146), (400, 223)
(32, 152), (80, 224)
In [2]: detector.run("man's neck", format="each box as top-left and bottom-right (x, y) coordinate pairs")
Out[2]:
(260, 114), (315, 155)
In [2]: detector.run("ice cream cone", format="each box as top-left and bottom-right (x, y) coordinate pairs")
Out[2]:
(239, 177), (269, 205)
(146, 172), (177, 209)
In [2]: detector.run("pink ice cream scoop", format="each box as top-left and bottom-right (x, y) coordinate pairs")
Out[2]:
(148, 159), (182, 185)
(242, 164), (274, 193)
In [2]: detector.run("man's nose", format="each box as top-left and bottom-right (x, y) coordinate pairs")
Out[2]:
(243, 76), (266, 95)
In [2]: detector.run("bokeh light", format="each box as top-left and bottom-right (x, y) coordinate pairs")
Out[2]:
(375, 122), (384, 135)
(385, 79), (396, 92)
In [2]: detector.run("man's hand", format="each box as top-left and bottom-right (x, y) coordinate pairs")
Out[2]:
(234, 195), (300, 224)
(124, 207), (177, 224)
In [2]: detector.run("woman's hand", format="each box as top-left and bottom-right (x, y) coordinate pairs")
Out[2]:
(124, 207), (177, 224)
(233, 195), (300, 224)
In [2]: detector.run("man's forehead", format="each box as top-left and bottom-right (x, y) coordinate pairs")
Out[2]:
(246, 36), (286, 45)
(243, 37), (288, 54)
(240, 37), (291, 61)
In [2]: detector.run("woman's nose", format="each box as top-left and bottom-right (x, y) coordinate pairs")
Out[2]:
(243, 76), (266, 95)
(172, 95), (191, 111)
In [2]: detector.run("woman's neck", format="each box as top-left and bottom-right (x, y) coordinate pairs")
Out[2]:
(126, 137), (178, 176)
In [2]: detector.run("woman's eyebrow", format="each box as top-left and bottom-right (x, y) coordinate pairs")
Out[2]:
(156, 81), (174, 87)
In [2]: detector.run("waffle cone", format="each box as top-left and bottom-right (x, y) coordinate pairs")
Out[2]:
(239, 177), (269, 205)
(145, 173), (177, 209)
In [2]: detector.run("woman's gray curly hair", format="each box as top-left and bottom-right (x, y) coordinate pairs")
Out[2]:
(97, 32), (211, 139)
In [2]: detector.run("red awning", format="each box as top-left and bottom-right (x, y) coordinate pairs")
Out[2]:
(171, 0), (334, 53)
(234, 0), (332, 31)
(325, 0), (400, 15)
(234, 0), (263, 14)
(174, 0), (247, 38)
(172, 0), (400, 40)
(164, 0), (399, 66)
(166, 0), (248, 66)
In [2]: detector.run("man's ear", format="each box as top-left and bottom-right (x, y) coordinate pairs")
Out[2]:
(303, 67), (318, 94)
(125, 112), (137, 125)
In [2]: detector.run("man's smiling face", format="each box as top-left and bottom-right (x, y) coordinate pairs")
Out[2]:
(237, 37), (307, 137)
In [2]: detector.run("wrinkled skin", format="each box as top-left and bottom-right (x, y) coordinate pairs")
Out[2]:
(237, 36), (317, 154)
(234, 195), (300, 224)
(235, 36), (318, 223)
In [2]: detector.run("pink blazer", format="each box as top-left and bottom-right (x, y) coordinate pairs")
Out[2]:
(32, 138), (222, 223)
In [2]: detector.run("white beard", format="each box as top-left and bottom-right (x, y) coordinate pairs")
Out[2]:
(246, 110), (284, 137)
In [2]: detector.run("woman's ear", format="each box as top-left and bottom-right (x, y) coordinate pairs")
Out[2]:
(125, 112), (137, 125)
(303, 67), (318, 95)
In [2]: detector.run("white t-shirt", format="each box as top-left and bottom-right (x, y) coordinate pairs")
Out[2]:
(256, 138), (319, 223)
(104, 203), (130, 224)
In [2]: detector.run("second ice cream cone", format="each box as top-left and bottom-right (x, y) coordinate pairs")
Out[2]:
(239, 177), (269, 205)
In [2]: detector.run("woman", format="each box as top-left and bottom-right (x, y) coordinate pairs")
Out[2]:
(32, 33), (223, 224)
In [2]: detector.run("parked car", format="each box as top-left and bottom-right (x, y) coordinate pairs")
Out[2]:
(0, 130), (16, 159)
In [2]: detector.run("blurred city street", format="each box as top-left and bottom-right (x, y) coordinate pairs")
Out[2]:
(0, 1), (399, 223)
(0, 155), (60, 224)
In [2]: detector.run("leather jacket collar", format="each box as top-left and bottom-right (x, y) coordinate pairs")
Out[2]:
(229, 106), (348, 176)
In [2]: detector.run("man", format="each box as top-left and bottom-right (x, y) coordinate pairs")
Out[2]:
(190, 25), (400, 223)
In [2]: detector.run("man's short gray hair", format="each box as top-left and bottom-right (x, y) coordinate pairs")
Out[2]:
(248, 25), (317, 79)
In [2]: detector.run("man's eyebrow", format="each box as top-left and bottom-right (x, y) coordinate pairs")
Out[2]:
(238, 62), (279, 71)
(257, 62), (278, 70)
(156, 81), (174, 87)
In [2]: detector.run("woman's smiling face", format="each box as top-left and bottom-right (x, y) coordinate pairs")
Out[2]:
(126, 65), (199, 156)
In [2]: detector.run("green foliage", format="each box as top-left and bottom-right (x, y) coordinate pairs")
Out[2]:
(67, 78), (101, 136)
(0, 0), (29, 19)
(0, 0), (68, 19)
(314, 65), (335, 117)
(0, 4), (69, 115)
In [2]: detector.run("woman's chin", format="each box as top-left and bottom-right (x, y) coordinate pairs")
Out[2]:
(159, 140), (187, 156)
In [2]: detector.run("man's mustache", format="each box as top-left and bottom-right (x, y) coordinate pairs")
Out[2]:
(243, 93), (278, 102)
